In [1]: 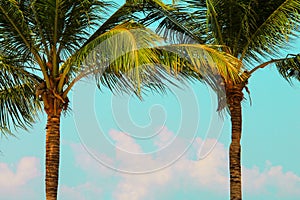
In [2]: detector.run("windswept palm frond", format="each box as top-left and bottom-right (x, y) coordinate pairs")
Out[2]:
(61, 21), (241, 98)
(276, 53), (300, 82)
(59, 21), (165, 95)
(85, 0), (202, 45)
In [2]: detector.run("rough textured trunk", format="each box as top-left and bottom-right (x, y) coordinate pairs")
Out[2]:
(45, 114), (61, 200)
(226, 80), (245, 200)
(229, 99), (242, 200)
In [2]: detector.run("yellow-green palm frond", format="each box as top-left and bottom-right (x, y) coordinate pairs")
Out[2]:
(61, 21), (242, 98)
(60, 21), (165, 95)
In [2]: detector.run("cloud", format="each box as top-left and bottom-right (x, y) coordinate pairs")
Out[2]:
(0, 157), (42, 199)
(244, 161), (300, 197)
(0, 157), (40, 187)
(69, 142), (115, 177)
(70, 127), (300, 199)
(60, 182), (102, 200)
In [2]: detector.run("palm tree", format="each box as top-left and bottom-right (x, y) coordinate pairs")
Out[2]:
(142, 0), (300, 199)
(0, 0), (241, 199)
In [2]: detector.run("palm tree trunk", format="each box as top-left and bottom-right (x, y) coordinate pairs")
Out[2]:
(229, 99), (242, 200)
(45, 114), (61, 200)
(226, 81), (244, 200)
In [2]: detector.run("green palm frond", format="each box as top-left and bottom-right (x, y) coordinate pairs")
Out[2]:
(84, 1), (139, 46)
(1, 0), (113, 82)
(0, 56), (41, 135)
(0, 0), (36, 60)
(157, 44), (242, 82)
(152, 0), (300, 63)
(240, 0), (300, 63)
(86, 0), (201, 45)
(60, 21), (241, 98)
(30, 0), (112, 57)
(276, 53), (300, 82)
(60, 21), (166, 95)
(184, 0), (300, 63)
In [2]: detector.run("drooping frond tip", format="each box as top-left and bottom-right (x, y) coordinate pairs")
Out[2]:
(276, 53), (300, 83)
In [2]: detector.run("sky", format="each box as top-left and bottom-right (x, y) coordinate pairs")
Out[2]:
(1, 2), (300, 200)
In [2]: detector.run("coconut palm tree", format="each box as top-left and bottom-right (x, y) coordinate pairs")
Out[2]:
(142, 0), (300, 199)
(0, 0), (241, 199)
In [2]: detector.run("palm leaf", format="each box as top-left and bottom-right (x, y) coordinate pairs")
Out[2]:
(276, 53), (300, 82)
(85, 0), (202, 45)
(240, 0), (300, 63)
(60, 21), (241, 98)
(60, 21), (167, 96)
(0, 56), (41, 134)
(0, 0), (36, 60)
(30, 0), (112, 57)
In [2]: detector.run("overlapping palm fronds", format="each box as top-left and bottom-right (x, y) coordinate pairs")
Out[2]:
(239, 0), (300, 64)
(149, 0), (300, 63)
(63, 21), (241, 96)
(0, 55), (41, 135)
(0, 0), (241, 134)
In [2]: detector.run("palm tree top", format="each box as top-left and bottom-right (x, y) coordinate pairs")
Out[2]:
(1, 0), (243, 133)
(151, 0), (300, 65)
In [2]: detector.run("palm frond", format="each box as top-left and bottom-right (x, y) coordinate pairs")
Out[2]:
(83, 1), (137, 46)
(85, 0), (202, 46)
(276, 53), (300, 82)
(29, 0), (113, 77)
(30, 0), (112, 52)
(0, 56), (41, 135)
(157, 43), (242, 82)
(60, 20), (242, 100)
(60, 21), (166, 95)
(240, 0), (300, 63)
(0, 0), (36, 60)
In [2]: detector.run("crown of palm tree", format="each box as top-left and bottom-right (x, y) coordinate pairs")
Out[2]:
(0, 0), (242, 133)
(149, 0), (300, 64)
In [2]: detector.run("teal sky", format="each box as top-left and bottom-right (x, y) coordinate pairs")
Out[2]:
(1, 2), (300, 200)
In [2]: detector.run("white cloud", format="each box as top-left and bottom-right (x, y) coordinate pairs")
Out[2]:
(69, 142), (117, 178)
(244, 161), (300, 197)
(60, 182), (102, 200)
(113, 168), (172, 200)
(0, 156), (40, 187)
(70, 127), (300, 199)
(110, 129), (144, 154)
(0, 157), (42, 199)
